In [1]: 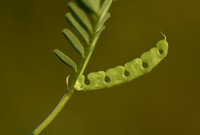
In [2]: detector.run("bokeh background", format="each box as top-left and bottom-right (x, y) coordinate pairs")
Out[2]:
(1, 0), (200, 135)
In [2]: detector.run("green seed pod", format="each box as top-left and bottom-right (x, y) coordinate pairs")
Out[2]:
(75, 39), (168, 91)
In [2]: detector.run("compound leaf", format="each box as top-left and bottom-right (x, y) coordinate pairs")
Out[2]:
(54, 49), (77, 71)
(99, 0), (113, 21)
(92, 26), (105, 45)
(66, 12), (90, 44)
(79, 0), (101, 14)
(68, 2), (93, 32)
(96, 13), (110, 31)
(62, 29), (85, 57)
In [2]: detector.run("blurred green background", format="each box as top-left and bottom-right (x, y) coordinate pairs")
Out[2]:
(1, 0), (200, 135)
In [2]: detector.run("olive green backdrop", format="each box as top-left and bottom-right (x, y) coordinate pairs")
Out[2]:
(1, 0), (199, 135)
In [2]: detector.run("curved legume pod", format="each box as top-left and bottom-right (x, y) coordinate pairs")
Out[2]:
(74, 39), (168, 91)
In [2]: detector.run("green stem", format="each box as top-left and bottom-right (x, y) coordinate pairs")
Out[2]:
(30, 91), (73, 135)
(30, 23), (99, 135)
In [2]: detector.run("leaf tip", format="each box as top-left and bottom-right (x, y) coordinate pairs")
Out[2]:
(62, 28), (69, 33)
(53, 49), (59, 54)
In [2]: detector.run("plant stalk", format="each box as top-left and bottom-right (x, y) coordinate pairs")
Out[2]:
(30, 23), (99, 135)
